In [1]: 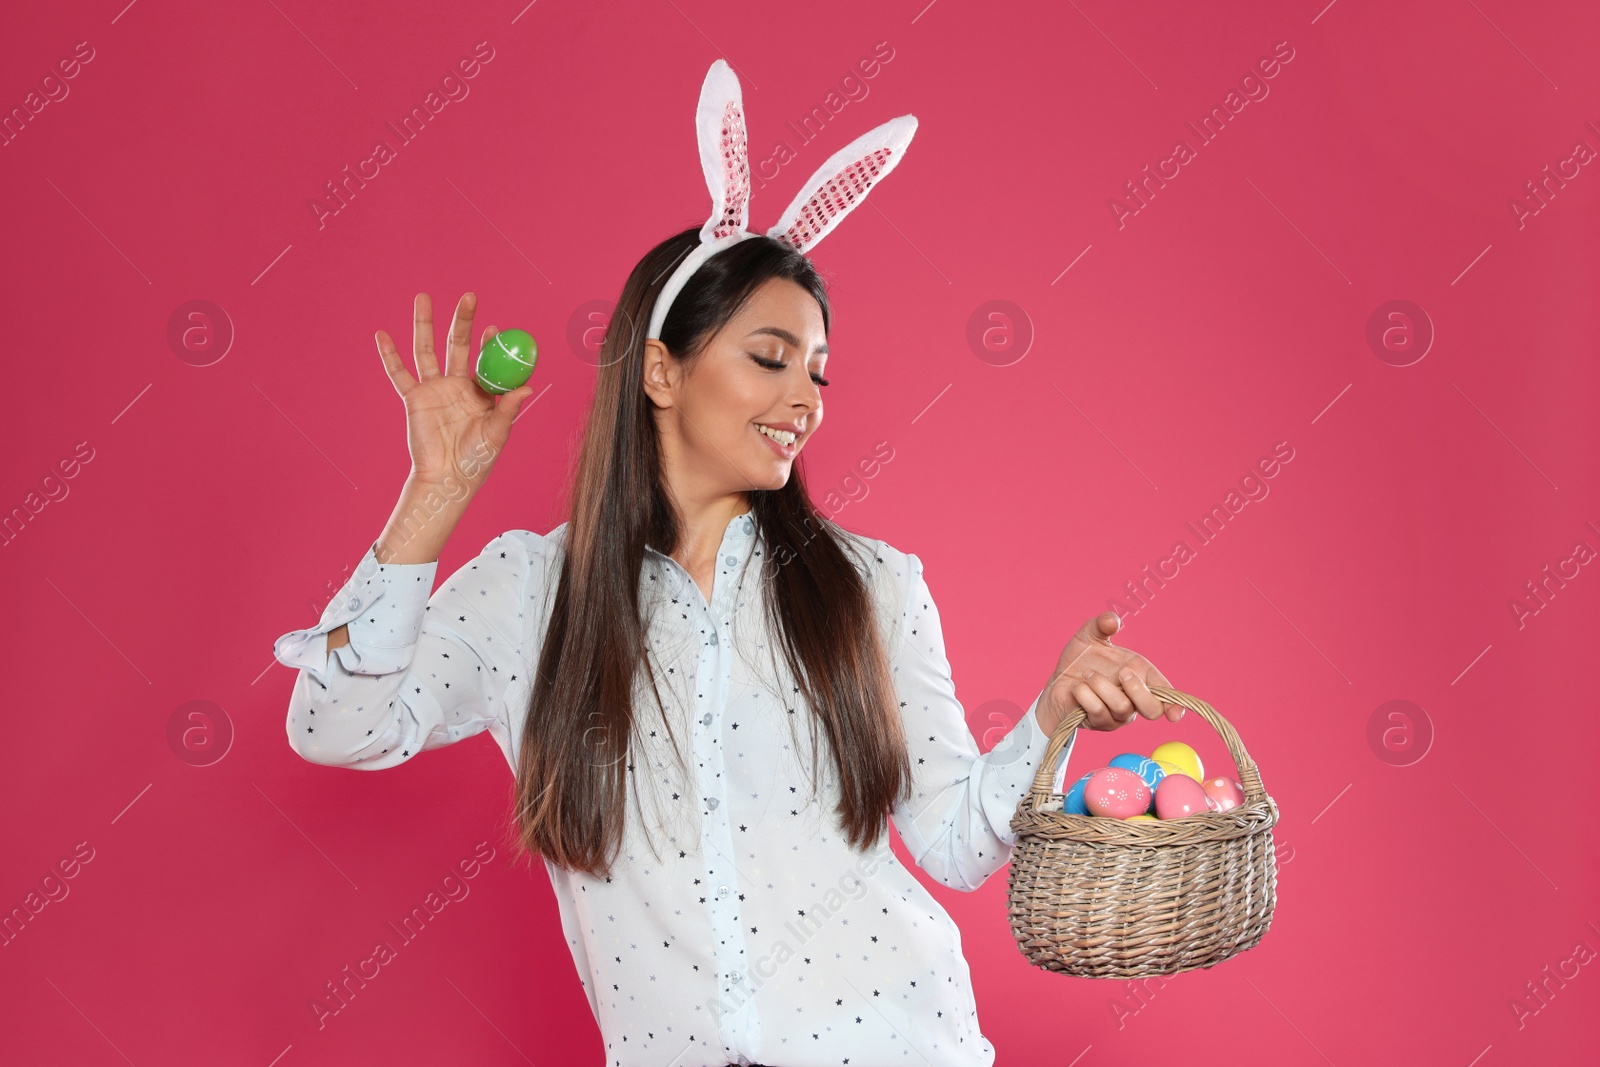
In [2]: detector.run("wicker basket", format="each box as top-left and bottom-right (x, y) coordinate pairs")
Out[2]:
(1006, 684), (1280, 978)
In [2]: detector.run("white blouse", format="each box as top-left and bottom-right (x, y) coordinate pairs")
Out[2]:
(273, 510), (1073, 1067)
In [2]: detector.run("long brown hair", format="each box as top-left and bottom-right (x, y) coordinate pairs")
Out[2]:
(507, 227), (912, 879)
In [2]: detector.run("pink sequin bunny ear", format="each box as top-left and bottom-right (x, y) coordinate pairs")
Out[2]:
(764, 113), (919, 254)
(646, 59), (918, 340)
(695, 59), (751, 243)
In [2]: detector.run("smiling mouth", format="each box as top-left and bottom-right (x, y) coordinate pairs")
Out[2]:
(753, 424), (799, 457)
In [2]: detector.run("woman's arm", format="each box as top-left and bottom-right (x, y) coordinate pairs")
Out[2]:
(274, 526), (545, 770)
(277, 290), (545, 768)
(883, 551), (1058, 893)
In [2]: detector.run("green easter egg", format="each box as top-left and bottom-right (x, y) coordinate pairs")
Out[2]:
(474, 328), (538, 395)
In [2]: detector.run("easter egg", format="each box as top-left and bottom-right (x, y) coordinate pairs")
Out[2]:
(1202, 775), (1245, 812)
(1124, 814), (1159, 822)
(1062, 771), (1095, 815)
(474, 328), (538, 395)
(1153, 773), (1210, 819)
(1084, 767), (1151, 819)
(1109, 752), (1167, 791)
(1153, 758), (1187, 779)
(1109, 752), (1166, 813)
(1151, 741), (1203, 782)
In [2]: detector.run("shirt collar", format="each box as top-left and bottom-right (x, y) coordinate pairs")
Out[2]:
(643, 508), (757, 558)
(645, 509), (759, 607)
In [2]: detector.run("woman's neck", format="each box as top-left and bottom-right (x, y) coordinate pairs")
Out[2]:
(670, 494), (751, 576)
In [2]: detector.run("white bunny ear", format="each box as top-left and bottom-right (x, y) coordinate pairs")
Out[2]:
(766, 114), (918, 254)
(694, 59), (752, 242)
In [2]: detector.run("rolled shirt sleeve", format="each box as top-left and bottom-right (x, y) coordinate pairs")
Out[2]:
(887, 551), (1073, 892)
(273, 542), (438, 688)
(273, 533), (537, 770)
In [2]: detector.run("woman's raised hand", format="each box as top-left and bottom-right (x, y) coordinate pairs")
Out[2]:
(376, 292), (537, 491)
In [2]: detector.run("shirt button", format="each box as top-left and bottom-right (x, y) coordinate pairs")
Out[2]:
(707, 797), (719, 809)
(718, 885), (730, 897)
(724, 554), (738, 567)
(702, 713), (712, 726)
(709, 631), (719, 646)
(346, 597), (362, 611)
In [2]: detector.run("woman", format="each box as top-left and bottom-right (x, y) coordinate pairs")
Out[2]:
(275, 58), (1182, 1067)
(273, 231), (1182, 1066)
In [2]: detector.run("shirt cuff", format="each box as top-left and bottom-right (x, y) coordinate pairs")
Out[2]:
(272, 542), (439, 688)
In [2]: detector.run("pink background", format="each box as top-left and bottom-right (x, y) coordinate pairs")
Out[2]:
(4, 0), (1598, 1063)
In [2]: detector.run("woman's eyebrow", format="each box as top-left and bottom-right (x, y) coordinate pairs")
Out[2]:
(746, 326), (828, 356)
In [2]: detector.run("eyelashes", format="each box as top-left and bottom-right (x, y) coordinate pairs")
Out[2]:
(749, 353), (829, 387)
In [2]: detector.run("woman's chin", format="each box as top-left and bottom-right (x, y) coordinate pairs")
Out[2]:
(747, 458), (792, 489)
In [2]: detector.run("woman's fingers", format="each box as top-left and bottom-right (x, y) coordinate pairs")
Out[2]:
(1088, 670), (1138, 724)
(1074, 670), (1134, 730)
(443, 292), (476, 378)
(494, 381), (536, 426)
(1116, 667), (1168, 721)
(375, 328), (416, 396)
(1071, 612), (1119, 649)
(1069, 679), (1108, 729)
(413, 293), (442, 380)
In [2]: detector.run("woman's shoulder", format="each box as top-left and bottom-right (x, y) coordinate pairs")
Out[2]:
(468, 524), (571, 587)
(827, 524), (923, 657)
(827, 523), (921, 602)
(492, 522), (570, 557)
(830, 524), (913, 571)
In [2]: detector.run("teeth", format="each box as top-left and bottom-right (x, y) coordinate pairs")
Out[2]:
(755, 424), (797, 446)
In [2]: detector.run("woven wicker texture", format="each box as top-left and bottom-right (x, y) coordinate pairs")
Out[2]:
(1007, 685), (1280, 978)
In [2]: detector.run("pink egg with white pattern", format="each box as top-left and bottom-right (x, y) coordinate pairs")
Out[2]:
(1153, 773), (1210, 819)
(1202, 775), (1245, 812)
(1084, 767), (1151, 819)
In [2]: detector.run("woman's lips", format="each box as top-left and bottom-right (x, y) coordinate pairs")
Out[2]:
(754, 424), (797, 459)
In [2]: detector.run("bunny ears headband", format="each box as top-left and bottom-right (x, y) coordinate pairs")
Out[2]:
(645, 59), (919, 341)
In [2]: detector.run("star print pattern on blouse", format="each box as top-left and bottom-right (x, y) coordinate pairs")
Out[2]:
(273, 511), (1062, 1067)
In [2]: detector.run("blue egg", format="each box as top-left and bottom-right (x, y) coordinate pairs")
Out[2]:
(1063, 771), (1095, 815)
(1108, 752), (1166, 812)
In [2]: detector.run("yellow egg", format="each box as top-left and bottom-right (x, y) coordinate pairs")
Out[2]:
(1124, 814), (1159, 822)
(1152, 758), (1187, 779)
(1151, 742), (1203, 782)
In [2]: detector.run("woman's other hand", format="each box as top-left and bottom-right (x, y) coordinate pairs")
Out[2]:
(1036, 612), (1182, 736)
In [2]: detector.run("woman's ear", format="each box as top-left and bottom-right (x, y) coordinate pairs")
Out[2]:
(641, 338), (675, 409)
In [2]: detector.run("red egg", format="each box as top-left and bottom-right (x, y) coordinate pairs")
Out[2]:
(1084, 767), (1151, 819)
(1154, 773), (1210, 819)
(1202, 775), (1246, 812)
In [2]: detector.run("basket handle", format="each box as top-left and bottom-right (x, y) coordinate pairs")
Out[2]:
(1022, 684), (1269, 814)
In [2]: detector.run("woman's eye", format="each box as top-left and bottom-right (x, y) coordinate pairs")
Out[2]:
(751, 353), (828, 387)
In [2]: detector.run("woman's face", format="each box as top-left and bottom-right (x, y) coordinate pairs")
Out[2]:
(644, 276), (828, 498)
